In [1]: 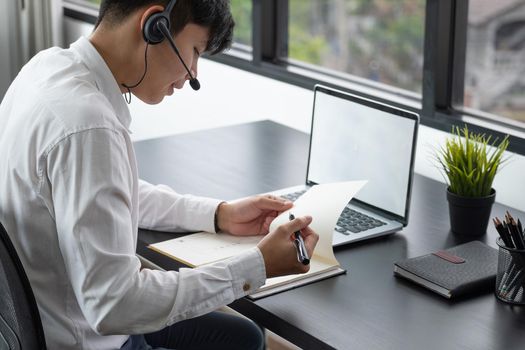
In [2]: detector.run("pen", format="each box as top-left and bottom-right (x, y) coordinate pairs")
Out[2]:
(507, 268), (525, 300)
(498, 262), (516, 295)
(289, 213), (310, 265)
(501, 269), (522, 298)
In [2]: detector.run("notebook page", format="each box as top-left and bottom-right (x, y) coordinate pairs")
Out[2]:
(269, 180), (367, 265)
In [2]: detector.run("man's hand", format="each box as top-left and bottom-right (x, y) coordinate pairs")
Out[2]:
(257, 215), (319, 278)
(216, 195), (293, 236)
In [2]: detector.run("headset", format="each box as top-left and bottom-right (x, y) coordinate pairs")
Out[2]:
(122, 0), (200, 103)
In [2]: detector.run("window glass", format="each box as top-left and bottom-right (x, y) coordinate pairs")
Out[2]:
(230, 0), (252, 47)
(288, 0), (426, 93)
(465, 0), (525, 124)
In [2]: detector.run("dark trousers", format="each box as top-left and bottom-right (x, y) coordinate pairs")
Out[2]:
(120, 311), (265, 350)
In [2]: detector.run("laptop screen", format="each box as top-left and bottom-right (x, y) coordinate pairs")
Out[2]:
(307, 86), (418, 221)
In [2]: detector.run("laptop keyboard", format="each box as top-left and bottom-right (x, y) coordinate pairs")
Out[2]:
(281, 190), (387, 235)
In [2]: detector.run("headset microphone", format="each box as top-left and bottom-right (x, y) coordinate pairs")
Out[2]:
(155, 20), (200, 91)
(142, 0), (200, 91)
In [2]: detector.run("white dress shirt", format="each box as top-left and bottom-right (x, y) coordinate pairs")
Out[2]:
(0, 36), (266, 350)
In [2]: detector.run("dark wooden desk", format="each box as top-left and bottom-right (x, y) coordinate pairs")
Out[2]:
(134, 120), (525, 350)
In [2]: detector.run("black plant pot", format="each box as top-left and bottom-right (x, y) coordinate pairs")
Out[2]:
(446, 188), (496, 236)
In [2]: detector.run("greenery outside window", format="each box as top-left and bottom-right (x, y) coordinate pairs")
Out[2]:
(230, 0), (252, 49)
(288, 0), (425, 93)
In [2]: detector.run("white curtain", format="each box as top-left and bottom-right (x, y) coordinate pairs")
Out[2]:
(0, 0), (62, 99)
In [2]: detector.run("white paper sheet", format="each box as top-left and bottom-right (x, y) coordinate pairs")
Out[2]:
(269, 180), (367, 265)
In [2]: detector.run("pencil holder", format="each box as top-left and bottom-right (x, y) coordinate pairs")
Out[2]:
(495, 238), (525, 305)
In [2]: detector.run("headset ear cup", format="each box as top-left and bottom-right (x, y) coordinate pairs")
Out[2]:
(143, 12), (168, 44)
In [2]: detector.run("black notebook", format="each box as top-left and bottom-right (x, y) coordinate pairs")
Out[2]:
(393, 241), (498, 299)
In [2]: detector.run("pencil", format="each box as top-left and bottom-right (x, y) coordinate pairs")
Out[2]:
(494, 217), (513, 248)
(510, 218), (525, 250)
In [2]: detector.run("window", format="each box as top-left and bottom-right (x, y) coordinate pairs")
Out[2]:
(464, 0), (525, 125)
(62, 0), (525, 154)
(288, 0), (425, 93)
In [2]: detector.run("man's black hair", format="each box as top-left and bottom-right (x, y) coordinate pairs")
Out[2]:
(95, 0), (234, 55)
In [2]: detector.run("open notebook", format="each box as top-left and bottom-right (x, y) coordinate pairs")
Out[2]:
(149, 181), (366, 299)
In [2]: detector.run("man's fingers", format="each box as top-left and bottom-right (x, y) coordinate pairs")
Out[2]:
(298, 224), (316, 238)
(281, 215), (313, 236)
(301, 226), (319, 256)
(256, 196), (293, 211)
(261, 215), (276, 234)
(258, 215), (318, 277)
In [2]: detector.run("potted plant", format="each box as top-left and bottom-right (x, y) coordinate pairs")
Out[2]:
(435, 125), (509, 236)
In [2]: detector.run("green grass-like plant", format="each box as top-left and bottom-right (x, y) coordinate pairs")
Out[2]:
(435, 126), (509, 197)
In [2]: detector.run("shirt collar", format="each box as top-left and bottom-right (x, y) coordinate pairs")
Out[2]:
(70, 36), (132, 131)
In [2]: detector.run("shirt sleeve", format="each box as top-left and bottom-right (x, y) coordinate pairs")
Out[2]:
(138, 180), (222, 233)
(46, 128), (266, 335)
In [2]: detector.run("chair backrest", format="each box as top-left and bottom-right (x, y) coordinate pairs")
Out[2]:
(0, 222), (46, 349)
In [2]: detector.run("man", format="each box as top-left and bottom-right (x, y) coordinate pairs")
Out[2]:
(0, 0), (318, 349)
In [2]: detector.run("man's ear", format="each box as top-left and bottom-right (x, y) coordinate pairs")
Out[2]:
(139, 5), (165, 36)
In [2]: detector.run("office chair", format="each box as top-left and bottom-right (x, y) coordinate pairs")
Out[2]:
(0, 222), (46, 349)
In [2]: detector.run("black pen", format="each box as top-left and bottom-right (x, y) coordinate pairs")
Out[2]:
(289, 213), (310, 265)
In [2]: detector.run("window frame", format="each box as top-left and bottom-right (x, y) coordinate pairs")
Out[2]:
(63, 0), (98, 24)
(63, 0), (525, 155)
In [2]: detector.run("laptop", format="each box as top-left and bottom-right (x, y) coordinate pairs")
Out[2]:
(270, 85), (419, 246)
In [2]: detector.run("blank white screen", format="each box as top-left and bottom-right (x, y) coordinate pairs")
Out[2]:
(308, 90), (416, 218)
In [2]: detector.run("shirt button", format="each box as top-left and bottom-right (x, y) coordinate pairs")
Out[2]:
(243, 282), (251, 292)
